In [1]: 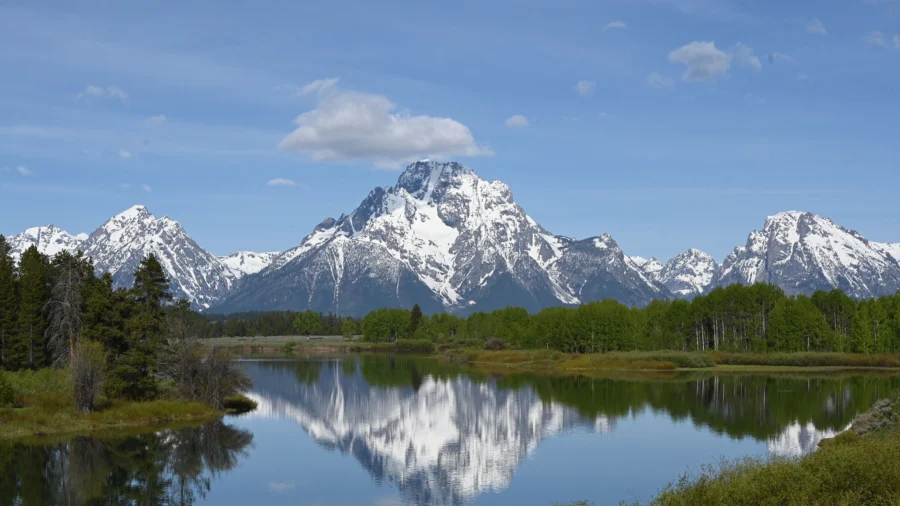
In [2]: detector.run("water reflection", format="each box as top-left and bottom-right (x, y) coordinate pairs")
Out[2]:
(241, 357), (900, 504)
(0, 421), (253, 506)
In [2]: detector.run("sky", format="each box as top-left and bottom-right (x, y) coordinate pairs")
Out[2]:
(1, 0), (899, 262)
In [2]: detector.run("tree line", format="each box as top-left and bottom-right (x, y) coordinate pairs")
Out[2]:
(201, 283), (900, 354)
(0, 236), (246, 411)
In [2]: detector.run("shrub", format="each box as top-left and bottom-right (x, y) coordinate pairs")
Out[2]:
(392, 339), (435, 353)
(0, 373), (16, 407)
(484, 338), (506, 351)
(71, 340), (106, 413)
(711, 352), (900, 368)
(223, 394), (258, 414)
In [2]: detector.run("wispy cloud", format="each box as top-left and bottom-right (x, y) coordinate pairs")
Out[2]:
(807, 18), (827, 35)
(75, 85), (129, 104)
(768, 52), (794, 64)
(575, 80), (596, 97)
(648, 72), (675, 89)
(603, 21), (628, 32)
(732, 43), (762, 71)
(280, 78), (341, 96)
(119, 149), (132, 159)
(504, 115), (530, 128)
(142, 184), (152, 192)
(863, 31), (900, 49)
(267, 178), (297, 186)
(669, 41), (730, 81)
(278, 79), (492, 168)
(120, 183), (131, 190)
(16, 165), (32, 176)
(146, 114), (167, 126)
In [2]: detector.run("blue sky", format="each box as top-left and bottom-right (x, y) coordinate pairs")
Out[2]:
(1, 0), (899, 261)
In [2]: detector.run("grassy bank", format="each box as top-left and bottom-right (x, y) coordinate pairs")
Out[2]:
(644, 393), (900, 505)
(0, 369), (221, 440)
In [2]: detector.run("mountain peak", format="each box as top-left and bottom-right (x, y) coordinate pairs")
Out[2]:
(114, 205), (152, 222)
(395, 160), (475, 197)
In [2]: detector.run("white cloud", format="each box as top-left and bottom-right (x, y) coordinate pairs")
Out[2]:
(575, 80), (596, 97)
(603, 21), (628, 31)
(647, 72), (675, 89)
(118, 149), (132, 159)
(504, 115), (529, 128)
(669, 41), (730, 81)
(120, 183), (131, 190)
(768, 52), (794, 64)
(732, 43), (762, 71)
(807, 18), (827, 35)
(16, 165), (32, 176)
(75, 85), (128, 103)
(278, 81), (492, 167)
(142, 184), (152, 192)
(296, 78), (340, 96)
(146, 114), (167, 126)
(267, 178), (297, 186)
(864, 31), (900, 49)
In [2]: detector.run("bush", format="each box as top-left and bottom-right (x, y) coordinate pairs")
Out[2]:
(223, 394), (258, 414)
(484, 338), (506, 351)
(711, 352), (900, 368)
(392, 339), (435, 353)
(0, 373), (17, 407)
(71, 340), (107, 413)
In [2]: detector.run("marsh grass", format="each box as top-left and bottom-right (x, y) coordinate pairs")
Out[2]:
(0, 369), (219, 440)
(711, 352), (900, 368)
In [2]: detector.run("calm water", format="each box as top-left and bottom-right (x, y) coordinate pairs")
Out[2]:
(3, 357), (900, 506)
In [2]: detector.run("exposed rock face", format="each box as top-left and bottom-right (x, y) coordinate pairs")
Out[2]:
(713, 211), (900, 298)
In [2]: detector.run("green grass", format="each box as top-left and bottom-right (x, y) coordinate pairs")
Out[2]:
(223, 394), (258, 414)
(711, 352), (900, 368)
(0, 369), (220, 440)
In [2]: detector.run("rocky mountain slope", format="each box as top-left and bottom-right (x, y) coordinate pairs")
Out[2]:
(218, 251), (279, 278)
(214, 161), (666, 315)
(655, 249), (719, 299)
(7, 225), (87, 261)
(712, 211), (900, 298)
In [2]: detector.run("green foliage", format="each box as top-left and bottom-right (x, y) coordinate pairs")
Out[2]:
(71, 340), (106, 412)
(0, 372), (17, 406)
(223, 394), (258, 414)
(292, 309), (324, 335)
(13, 246), (51, 369)
(341, 318), (358, 340)
(0, 235), (18, 371)
(391, 339), (436, 353)
(651, 429), (900, 505)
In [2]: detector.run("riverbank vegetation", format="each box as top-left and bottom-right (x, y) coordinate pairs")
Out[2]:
(204, 284), (900, 358)
(646, 392), (900, 506)
(0, 236), (252, 439)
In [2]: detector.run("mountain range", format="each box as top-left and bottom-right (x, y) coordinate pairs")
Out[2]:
(5, 161), (900, 314)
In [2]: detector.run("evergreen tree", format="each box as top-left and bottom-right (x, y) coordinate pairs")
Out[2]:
(14, 246), (51, 369)
(409, 304), (423, 335)
(45, 250), (92, 365)
(110, 254), (172, 400)
(0, 235), (18, 370)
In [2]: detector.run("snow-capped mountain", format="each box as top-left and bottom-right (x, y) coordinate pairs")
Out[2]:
(656, 249), (719, 298)
(218, 251), (279, 278)
(215, 161), (665, 315)
(80, 205), (236, 309)
(6, 225), (87, 261)
(712, 211), (900, 298)
(630, 256), (664, 278)
(552, 235), (668, 307)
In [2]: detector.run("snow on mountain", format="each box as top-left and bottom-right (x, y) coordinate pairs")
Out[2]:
(713, 211), (900, 298)
(767, 422), (846, 457)
(218, 251), (279, 278)
(80, 205), (236, 309)
(630, 256), (664, 277)
(216, 161), (670, 315)
(551, 235), (669, 307)
(6, 225), (87, 260)
(656, 249), (719, 298)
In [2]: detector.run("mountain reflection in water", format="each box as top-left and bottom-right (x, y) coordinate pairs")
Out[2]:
(239, 357), (898, 505)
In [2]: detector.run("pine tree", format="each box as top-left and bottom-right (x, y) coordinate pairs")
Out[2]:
(45, 251), (92, 365)
(0, 236), (19, 370)
(15, 246), (51, 369)
(110, 254), (172, 400)
(409, 304), (423, 335)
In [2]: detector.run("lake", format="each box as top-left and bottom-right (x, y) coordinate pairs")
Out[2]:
(3, 356), (899, 505)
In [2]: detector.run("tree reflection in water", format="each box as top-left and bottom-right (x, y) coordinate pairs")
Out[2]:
(0, 420), (253, 506)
